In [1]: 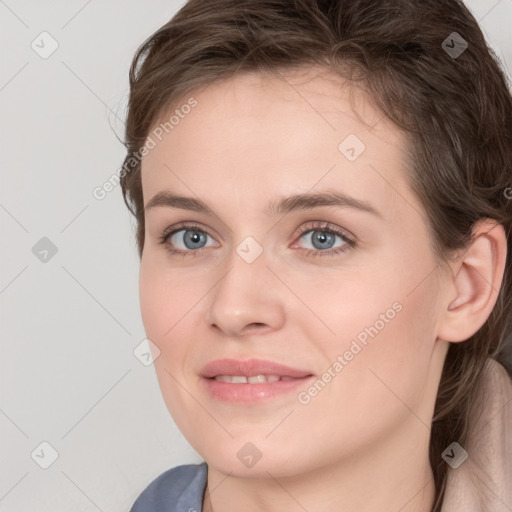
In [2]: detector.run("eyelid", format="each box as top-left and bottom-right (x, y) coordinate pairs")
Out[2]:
(159, 221), (218, 244)
(291, 220), (355, 246)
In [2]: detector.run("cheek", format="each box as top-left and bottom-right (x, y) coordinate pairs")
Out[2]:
(139, 257), (206, 373)
(139, 256), (184, 339)
(139, 259), (200, 424)
(300, 300), (436, 458)
(139, 267), (181, 382)
(139, 271), (166, 340)
(311, 255), (438, 405)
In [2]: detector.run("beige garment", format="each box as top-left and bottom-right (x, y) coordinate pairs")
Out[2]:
(441, 358), (512, 511)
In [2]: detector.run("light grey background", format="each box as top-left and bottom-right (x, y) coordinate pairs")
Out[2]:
(0, 1), (511, 510)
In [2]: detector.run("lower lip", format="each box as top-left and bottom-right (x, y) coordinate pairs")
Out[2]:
(201, 376), (314, 404)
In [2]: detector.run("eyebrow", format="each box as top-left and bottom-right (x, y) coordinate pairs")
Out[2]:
(144, 190), (382, 218)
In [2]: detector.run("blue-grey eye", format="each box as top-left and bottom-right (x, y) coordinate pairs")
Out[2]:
(170, 229), (212, 250)
(300, 230), (346, 251)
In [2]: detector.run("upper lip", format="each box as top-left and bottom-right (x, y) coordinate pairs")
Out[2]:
(201, 358), (313, 379)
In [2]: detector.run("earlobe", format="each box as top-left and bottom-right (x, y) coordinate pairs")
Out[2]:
(438, 220), (507, 343)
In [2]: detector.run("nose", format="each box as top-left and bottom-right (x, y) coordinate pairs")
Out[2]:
(204, 246), (286, 338)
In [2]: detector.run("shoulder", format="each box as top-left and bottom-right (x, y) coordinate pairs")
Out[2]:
(130, 462), (208, 512)
(441, 359), (512, 511)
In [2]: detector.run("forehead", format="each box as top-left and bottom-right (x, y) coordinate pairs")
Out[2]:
(140, 66), (414, 219)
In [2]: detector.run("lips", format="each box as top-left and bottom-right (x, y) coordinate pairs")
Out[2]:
(201, 358), (315, 403)
(201, 358), (313, 381)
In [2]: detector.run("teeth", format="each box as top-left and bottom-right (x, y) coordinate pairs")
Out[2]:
(247, 375), (266, 384)
(214, 374), (284, 383)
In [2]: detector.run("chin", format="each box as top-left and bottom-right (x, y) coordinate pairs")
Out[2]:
(202, 443), (307, 479)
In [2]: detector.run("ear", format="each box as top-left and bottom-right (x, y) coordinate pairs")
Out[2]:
(437, 219), (508, 343)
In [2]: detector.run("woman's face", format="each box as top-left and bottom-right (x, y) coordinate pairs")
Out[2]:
(139, 67), (449, 478)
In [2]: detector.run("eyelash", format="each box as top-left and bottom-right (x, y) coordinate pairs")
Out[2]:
(158, 221), (356, 258)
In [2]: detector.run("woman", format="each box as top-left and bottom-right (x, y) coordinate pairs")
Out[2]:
(121, 0), (512, 510)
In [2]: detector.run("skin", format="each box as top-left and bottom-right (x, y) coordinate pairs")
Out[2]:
(138, 66), (507, 512)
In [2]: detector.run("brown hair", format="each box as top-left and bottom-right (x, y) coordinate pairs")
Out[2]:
(120, 1), (512, 509)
